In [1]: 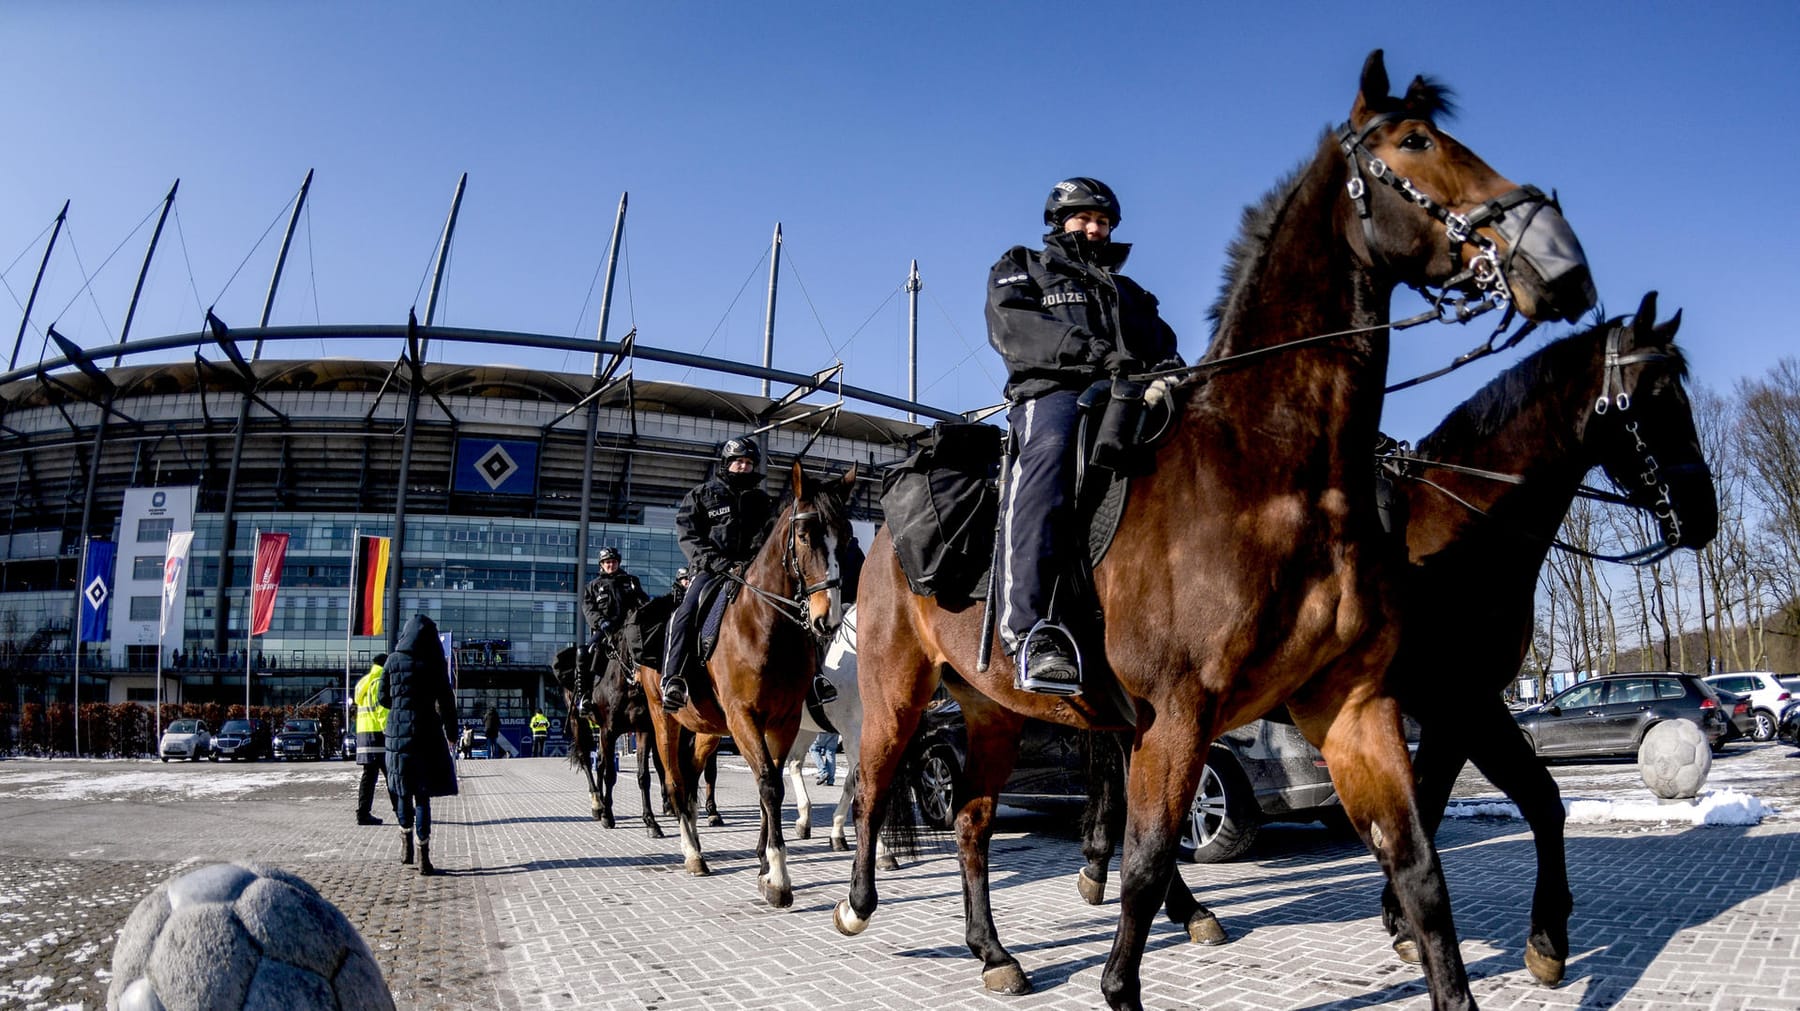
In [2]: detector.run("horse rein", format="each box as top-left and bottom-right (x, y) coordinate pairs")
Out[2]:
(1380, 325), (1687, 566)
(720, 507), (841, 635)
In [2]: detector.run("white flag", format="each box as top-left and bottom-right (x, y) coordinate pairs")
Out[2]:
(161, 530), (195, 637)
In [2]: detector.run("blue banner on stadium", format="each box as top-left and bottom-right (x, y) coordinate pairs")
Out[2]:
(454, 438), (538, 495)
(79, 539), (117, 643)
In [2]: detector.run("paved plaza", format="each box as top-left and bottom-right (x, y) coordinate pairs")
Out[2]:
(2, 743), (1797, 1010)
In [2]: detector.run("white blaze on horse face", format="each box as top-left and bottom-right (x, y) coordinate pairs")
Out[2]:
(824, 528), (843, 626)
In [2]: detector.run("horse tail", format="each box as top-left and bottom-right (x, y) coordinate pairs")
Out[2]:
(565, 716), (594, 772)
(877, 752), (923, 862)
(1079, 729), (1128, 858)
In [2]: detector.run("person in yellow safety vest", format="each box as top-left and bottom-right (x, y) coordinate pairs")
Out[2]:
(353, 654), (394, 825)
(530, 710), (550, 758)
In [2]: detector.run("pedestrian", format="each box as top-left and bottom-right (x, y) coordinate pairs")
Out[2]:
(529, 709), (549, 758)
(810, 732), (839, 786)
(484, 705), (501, 759)
(352, 653), (394, 826)
(380, 614), (459, 876)
(987, 177), (1181, 694)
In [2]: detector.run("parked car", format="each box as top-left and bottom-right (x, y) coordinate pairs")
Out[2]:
(1515, 672), (1727, 759)
(1713, 689), (1756, 744)
(274, 718), (325, 760)
(1704, 672), (1794, 742)
(158, 719), (211, 762)
(908, 698), (1347, 863)
(1778, 699), (1800, 745)
(211, 719), (272, 761)
(340, 730), (356, 761)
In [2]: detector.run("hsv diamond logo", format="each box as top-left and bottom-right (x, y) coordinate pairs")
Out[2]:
(475, 443), (519, 490)
(84, 576), (109, 610)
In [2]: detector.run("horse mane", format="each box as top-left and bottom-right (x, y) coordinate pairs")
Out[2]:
(1415, 316), (1690, 453)
(1205, 156), (1313, 337)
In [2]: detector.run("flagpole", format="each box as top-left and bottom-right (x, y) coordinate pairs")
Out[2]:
(74, 537), (87, 759)
(345, 526), (358, 736)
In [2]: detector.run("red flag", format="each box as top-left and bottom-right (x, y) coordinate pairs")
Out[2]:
(250, 532), (290, 636)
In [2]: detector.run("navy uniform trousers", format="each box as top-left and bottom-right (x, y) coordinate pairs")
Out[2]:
(999, 388), (1082, 655)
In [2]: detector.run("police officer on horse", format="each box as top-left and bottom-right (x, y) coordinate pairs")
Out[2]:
(661, 436), (775, 712)
(578, 545), (650, 716)
(987, 177), (1182, 694)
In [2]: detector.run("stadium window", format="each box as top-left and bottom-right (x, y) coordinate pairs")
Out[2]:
(128, 596), (161, 621)
(132, 556), (163, 580)
(137, 518), (173, 543)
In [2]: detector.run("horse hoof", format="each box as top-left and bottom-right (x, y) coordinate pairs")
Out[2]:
(1186, 914), (1228, 946)
(833, 899), (869, 936)
(1076, 867), (1105, 906)
(708, 814), (725, 828)
(600, 814), (614, 829)
(758, 875), (794, 909)
(646, 825), (665, 840)
(981, 962), (1032, 996)
(877, 854), (900, 872)
(1524, 946), (1566, 986)
(795, 823), (812, 840)
(830, 837), (848, 853)
(684, 855), (710, 876)
(1392, 938), (1422, 964)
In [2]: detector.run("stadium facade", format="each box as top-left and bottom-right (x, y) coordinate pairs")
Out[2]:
(1, 321), (953, 742)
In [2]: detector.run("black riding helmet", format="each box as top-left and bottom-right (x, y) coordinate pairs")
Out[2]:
(1044, 177), (1122, 229)
(720, 435), (760, 466)
(597, 546), (620, 564)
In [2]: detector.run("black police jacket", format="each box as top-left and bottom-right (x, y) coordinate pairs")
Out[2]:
(676, 473), (775, 574)
(985, 231), (1180, 402)
(582, 570), (650, 636)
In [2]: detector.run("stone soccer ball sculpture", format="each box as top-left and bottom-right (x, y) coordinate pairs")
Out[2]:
(1638, 719), (1712, 800)
(108, 861), (393, 1011)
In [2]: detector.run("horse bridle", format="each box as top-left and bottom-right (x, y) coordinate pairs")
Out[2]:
(1382, 324), (1690, 566)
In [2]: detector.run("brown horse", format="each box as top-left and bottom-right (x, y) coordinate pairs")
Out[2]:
(835, 50), (1594, 1011)
(639, 461), (856, 907)
(1077, 292), (1718, 988)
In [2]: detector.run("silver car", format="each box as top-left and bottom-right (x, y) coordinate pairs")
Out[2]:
(158, 719), (211, 762)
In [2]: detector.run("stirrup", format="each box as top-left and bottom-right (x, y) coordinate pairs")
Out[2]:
(810, 675), (839, 705)
(661, 675), (688, 713)
(1016, 622), (1084, 697)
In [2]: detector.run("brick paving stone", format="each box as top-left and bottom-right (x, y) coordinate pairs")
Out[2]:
(3, 747), (1800, 1009)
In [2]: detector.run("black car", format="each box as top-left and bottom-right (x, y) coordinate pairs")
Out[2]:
(1713, 688), (1756, 744)
(1777, 699), (1800, 745)
(211, 719), (273, 761)
(274, 718), (325, 760)
(908, 699), (1345, 863)
(1514, 672), (1728, 759)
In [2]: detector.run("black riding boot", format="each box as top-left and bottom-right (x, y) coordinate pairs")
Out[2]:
(661, 674), (688, 713)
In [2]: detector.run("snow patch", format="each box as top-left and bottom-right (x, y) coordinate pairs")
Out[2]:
(1445, 787), (1775, 826)
(0, 766), (346, 801)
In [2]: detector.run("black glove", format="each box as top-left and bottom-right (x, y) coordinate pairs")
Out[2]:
(1151, 356), (1186, 373)
(1103, 349), (1141, 378)
(706, 555), (731, 574)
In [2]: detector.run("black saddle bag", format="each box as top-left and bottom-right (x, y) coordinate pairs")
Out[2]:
(881, 421), (1004, 600)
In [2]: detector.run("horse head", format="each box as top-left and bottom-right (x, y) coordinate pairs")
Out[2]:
(1342, 49), (1595, 323)
(778, 460), (858, 640)
(1585, 291), (1719, 551)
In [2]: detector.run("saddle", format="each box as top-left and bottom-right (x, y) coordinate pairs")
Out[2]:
(695, 576), (743, 667)
(881, 378), (1169, 606)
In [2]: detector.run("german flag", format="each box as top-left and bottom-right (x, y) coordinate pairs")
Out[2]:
(352, 535), (390, 636)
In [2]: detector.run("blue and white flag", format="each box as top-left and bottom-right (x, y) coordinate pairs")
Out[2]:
(78, 539), (117, 643)
(453, 438), (538, 495)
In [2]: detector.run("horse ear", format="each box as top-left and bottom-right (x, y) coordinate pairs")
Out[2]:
(791, 460), (808, 498)
(1655, 308), (1682, 343)
(839, 463), (859, 489)
(1630, 291), (1660, 344)
(1353, 49), (1390, 122)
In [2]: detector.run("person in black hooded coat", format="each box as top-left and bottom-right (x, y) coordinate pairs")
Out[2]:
(380, 613), (459, 875)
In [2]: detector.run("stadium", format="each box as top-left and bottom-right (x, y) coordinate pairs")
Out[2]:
(0, 313), (956, 752)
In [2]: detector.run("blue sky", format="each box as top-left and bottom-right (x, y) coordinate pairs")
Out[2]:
(3, 2), (1796, 439)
